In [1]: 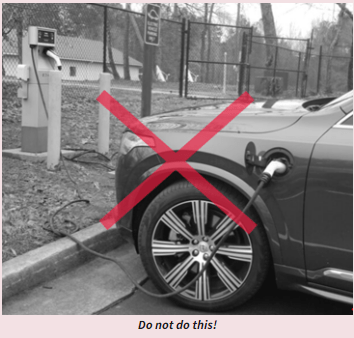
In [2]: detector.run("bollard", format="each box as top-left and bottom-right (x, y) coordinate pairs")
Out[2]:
(47, 70), (62, 170)
(98, 73), (112, 155)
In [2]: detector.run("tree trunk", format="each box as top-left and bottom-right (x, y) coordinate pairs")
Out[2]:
(200, 3), (208, 82)
(325, 7), (345, 94)
(260, 3), (277, 68)
(123, 5), (131, 80)
(108, 28), (120, 80)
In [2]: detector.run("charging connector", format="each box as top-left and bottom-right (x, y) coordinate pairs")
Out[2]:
(45, 49), (62, 70)
(259, 159), (287, 185)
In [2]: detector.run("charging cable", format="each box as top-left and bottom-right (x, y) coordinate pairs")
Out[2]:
(30, 45), (287, 299)
(50, 159), (286, 299)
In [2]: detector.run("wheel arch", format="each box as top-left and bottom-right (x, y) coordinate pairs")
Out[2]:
(131, 162), (283, 266)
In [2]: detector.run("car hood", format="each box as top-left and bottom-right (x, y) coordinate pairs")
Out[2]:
(141, 104), (309, 134)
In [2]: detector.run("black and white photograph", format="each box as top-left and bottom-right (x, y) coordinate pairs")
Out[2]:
(1, 1), (353, 325)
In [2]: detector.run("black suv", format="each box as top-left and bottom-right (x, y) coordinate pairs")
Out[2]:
(114, 92), (353, 311)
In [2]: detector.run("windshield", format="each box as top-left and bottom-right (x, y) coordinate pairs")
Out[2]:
(322, 90), (353, 109)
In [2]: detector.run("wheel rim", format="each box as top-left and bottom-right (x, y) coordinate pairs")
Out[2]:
(151, 200), (253, 301)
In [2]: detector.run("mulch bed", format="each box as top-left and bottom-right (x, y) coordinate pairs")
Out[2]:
(2, 81), (217, 262)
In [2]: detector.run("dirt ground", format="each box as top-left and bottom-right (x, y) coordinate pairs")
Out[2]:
(2, 81), (218, 262)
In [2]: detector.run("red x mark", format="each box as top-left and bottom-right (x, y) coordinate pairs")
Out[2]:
(97, 91), (257, 234)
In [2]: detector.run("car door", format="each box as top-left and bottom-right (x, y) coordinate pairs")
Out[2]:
(304, 111), (353, 292)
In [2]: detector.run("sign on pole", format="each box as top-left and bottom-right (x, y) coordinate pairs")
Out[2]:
(144, 4), (161, 46)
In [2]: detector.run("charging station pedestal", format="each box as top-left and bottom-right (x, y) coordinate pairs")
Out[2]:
(17, 26), (61, 154)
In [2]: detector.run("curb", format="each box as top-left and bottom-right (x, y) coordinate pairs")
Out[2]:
(2, 223), (126, 301)
(2, 148), (78, 163)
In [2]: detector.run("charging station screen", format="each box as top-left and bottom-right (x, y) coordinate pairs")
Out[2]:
(38, 30), (55, 44)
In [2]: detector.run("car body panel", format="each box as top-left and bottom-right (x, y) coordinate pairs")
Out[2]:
(304, 119), (353, 292)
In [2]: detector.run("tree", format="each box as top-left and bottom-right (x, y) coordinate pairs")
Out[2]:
(325, 4), (347, 93)
(107, 27), (120, 80)
(260, 4), (277, 68)
(336, 3), (353, 91)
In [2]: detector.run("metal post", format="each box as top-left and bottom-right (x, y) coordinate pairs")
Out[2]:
(141, 44), (154, 117)
(179, 18), (186, 97)
(316, 45), (323, 94)
(223, 52), (227, 94)
(47, 70), (62, 170)
(295, 52), (301, 97)
(301, 39), (310, 98)
(238, 32), (247, 96)
(272, 46), (278, 97)
(103, 6), (107, 73)
(184, 20), (191, 98)
(248, 26), (253, 55)
(246, 65), (250, 93)
(98, 73), (112, 155)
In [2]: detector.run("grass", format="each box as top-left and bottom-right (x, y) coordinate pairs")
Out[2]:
(2, 81), (218, 262)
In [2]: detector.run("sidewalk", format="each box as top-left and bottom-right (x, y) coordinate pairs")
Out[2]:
(2, 221), (148, 315)
(2, 239), (147, 315)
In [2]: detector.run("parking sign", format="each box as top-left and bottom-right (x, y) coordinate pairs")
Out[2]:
(144, 4), (161, 46)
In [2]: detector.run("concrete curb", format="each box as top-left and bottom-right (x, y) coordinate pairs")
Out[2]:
(2, 148), (77, 163)
(2, 223), (125, 301)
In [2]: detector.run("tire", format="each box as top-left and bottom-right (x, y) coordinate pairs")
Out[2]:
(138, 180), (270, 312)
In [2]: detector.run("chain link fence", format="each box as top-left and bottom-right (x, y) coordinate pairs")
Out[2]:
(307, 46), (353, 95)
(2, 3), (352, 106)
(2, 3), (184, 116)
(186, 21), (252, 98)
(244, 36), (310, 98)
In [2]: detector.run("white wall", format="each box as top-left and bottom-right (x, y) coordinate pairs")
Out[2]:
(3, 55), (140, 81)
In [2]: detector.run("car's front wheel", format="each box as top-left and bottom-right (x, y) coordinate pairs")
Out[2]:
(138, 180), (270, 311)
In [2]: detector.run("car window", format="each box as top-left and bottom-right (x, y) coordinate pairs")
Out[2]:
(334, 112), (353, 129)
(342, 115), (353, 126)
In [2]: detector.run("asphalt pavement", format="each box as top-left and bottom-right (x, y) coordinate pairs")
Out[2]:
(100, 278), (351, 315)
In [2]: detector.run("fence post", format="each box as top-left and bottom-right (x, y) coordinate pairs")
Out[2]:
(246, 65), (251, 93)
(184, 20), (191, 98)
(179, 18), (186, 97)
(98, 73), (111, 155)
(316, 45), (322, 95)
(103, 6), (107, 73)
(295, 52), (301, 97)
(238, 32), (247, 96)
(301, 39), (311, 97)
(223, 52), (227, 94)
(47, 70), (62, 170)
(248, 26), (253, 55)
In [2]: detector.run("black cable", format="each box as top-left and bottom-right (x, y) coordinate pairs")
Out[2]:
(50, 179), (266, 298)
(31, 47), (48, 119)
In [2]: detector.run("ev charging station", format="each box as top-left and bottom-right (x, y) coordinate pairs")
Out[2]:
(16, 26), (62, 168)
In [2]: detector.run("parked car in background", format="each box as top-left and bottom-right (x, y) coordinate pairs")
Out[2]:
(115, 91), (353, 311)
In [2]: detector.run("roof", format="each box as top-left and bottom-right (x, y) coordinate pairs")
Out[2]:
(3, 31), (142, 67)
